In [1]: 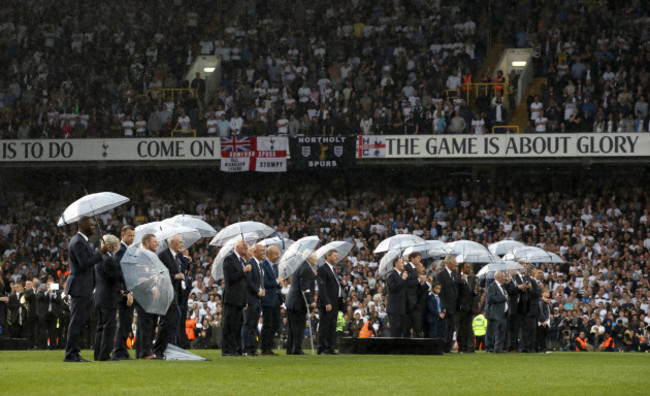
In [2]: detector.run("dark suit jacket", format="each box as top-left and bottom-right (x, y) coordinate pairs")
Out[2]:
(7, 292), (26, 325)
(158, 248), (182, 296)
(36, 290), (62, 317)
(526, 278), (542, 318)
(246, 257), (264, 305)
(285, 261), (315, 313)
(222, 251), (247, 307)
(437, 268), (459, 315)
(316, 263), (340, 310)
(94, 253), (122, 309)
(426, 293), (444, 323)
(66, 232), (102, 297)
(386, 269), (406, 315)
(458, 275), (478, 313)
(23, 288), (36, 318)
(113, 242), (129, 292)
(486, 281), (508, 320)
(404, 263), (419, 309)
(261, 259), (281, 307)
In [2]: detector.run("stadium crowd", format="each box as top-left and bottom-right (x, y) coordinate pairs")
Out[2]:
(0, 169), (649, 353)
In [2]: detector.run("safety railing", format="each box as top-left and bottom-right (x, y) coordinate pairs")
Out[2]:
(491, 125), (520, 134)
(171, 129), (197, 137)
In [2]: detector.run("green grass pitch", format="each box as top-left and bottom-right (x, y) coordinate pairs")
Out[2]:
(0, 350), (648, 395)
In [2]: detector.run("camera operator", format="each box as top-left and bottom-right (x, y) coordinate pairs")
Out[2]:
(622, 329), (640, 352)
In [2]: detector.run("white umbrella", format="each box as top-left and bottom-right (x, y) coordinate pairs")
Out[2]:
(510, 246), (564, 264)
(210, 221), (275, 247)
(134, 221), (163, 247)
(373, 234), (426, 254)
(155, 225), (202, 253)
(377, 249), (403, 277)
(476, 260), (525, 279)
(402, 240), (453, 259)
(259, 236), (295, 253)
(57, 192), (129, 226)
(210, 233), (260, 281)
(449, 240), (495, 263)
(277, 236), (320, 280)
(315, 241), (354, 267)
(120, 246), (174, 315)
(163, 215), (217, 238)
(488, 240), (526, 257)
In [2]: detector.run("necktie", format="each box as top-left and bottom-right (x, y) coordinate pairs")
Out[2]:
(48, 293), (52, 313)
(436, 295), (441, 313)
(18, 293), (23, 325)
(331, 265), (341, 297)
(272, 262), (278, 278)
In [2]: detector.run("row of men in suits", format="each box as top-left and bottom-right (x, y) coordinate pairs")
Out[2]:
(485, 266), (545, 353)
(221, 240), (286, 356)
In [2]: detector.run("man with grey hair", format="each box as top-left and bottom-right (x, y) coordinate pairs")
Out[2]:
(317, 249), (342, 355)
(94, 234), (122, 361)
(486, 270), (510, 353)
(437, 255), (459, 353)
(242, 243), (266, 356)
(260, 245), (282, 355)
(222, 239), (252, 356)
(152, 234), (185, 359)
(286, 252), (316, 355)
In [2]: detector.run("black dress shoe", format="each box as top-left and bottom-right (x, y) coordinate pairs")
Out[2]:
(64, 356), (90, 362)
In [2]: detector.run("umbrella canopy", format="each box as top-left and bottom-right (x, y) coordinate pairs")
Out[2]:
(119, 246), (174, 315)
(155, 225), (202, 253)
(476, 260), (525, 278)
(488, 240), (526, 257)
(507, 246), (564, 264)
(449, 240), (495, 263)
(134, 221), (163, 247)
(259, 236), (295, 253)
(210, 221), (276, 247)
(163, 215), (217, 238)
(210, 233), (260, 281)
(57, 192), (129, 226)
(277, 236), (320, 280)
(402, 240), (453, 259)
(315, 241), (354, 267)
(163, 344), (209, 361)
(373, 234), (426, 254)
(378, 249), (403, 277)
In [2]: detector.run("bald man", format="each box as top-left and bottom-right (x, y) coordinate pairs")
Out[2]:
(221, 239), (252, 356)
(260, 246), (282, 355)
(152, 234), (185, 359)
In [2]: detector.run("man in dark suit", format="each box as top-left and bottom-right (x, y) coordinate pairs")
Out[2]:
(403, 252), (426, 338)
(64, 217), (105, 362)
(437, 255), (459, 353)
(260, 246), (282, 355)
(112, 225), (135, 360)
(486, 270), (509, 353)
(505, 266), (528, 352)
(457, 262), (478, 353)
(7, 282), (26, 338)
(317, 249), (342, 355)
(152, 234), (185, 359)
(386, 256), (408, 337)
(522, 267), (542, 353)
(176, 250), (191, 349)
(221, 239), (251, 356)
(94, 235), (122, 361)
(426, 282), (445, 338)
(135, 234), (158, 359)
(36, 279), (62, 349)
(22, 279), (37, 349)
(285, 253), (316, 355)
(242, 243), (266, 356)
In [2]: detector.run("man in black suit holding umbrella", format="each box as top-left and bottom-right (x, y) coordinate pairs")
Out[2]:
(221, 239), (251, 356)
(64, 217), (106, 362)
(285, 253), (316, 355)
(317, 249), (342, 355)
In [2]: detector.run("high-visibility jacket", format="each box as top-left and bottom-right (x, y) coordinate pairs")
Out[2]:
(493, 76), (505, 91)
(462, 74), (472, 91)
(127, 336), (135, 349)
(575, 337), (588, 351)
(472, 314), (487, 336)
(359, 321), (373, 338)
(186, 318), (196, 340)
(601, 337), (614, 350)
(336, 312), (345, 332)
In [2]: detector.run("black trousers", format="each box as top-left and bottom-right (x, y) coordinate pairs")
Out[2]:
(113, 300), (134, 358)
(65, 296), (92, 360)
(537, 324), (548, 352)
(261, 304), (281, 352)
(457, 310), (474, 352)
(317, 307), (338, 353)
(153, 299), (179, 356)
(24, 315), (36, 348)
(507, 313), (524, 351)
(442, 312), (457, 353)
(286, 308), (306, 354)
(388, 313), (404, 337)
(135, 303), (154, 358)
(94, 306), (117, 361)
(242, 300), (261, 353)
(522, 315), (537, 352)
(37, 313), (58, 349)
(222, 303), (244, 355)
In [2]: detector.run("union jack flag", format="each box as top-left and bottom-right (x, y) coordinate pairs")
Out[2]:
(220, 136), (252, 153)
